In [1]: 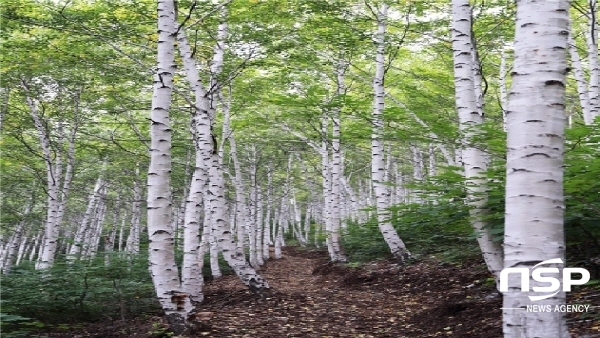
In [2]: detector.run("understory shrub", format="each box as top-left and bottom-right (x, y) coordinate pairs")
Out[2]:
(1, 252), (159, 328)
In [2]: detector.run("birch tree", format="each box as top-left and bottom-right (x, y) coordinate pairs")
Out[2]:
(371, 3), (410, 262)
(502, 1), (570, 336)
(20, 80), (78, 270)
(328, 61), (347, 262)
(176, 5), (269, 294)
(146, 0), (193, 332)
(451, 0), (503, 279)
(569, 0), (599, 124)
(68, 177), (104, 260)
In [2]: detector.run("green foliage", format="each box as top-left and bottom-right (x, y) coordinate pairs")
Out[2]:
(0, 309), (45, 338)
(391, 201), (481, 262)
(564, 123), (600, 261)
(1, 253), (159, 329)
(341, 219), (392, 263)
(148, 321), (174, 337)
(342, 198), (482, 264)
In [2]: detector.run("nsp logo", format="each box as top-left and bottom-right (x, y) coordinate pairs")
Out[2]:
(499, 258), (590, 301)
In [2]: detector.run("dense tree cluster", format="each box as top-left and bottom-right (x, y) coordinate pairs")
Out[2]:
(1, 0), (598, 336)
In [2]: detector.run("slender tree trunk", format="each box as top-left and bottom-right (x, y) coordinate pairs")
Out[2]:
(126, 171), (142, 255)
(179, 114), (204, 301)
(586, 0), (599, 120)
(567, 28), (592, 124)
(274, 222), (282, 259)
(321, 114), (336, 259)
(329, 61), (347, 261)
(28, 231), (43, 262)
(371, 3), (410, 262)
(180, 145), (205, 302)
(502, 1), (570, 337)
(410, 144), (423, 203)
(255, 182), (265, 266)
(86, 193), (107, 260)
(69, 177), (103, 260)
(451, 0), (503, 279)
(248, 146), (261, 267)
(118, 217), (126, 253)
(15, 236), (28, 267)
(263, 167), (273, 260)
(177, 7), (267, 294)
(499, 49), (509, 132)
(2, 206), (29, 273)
(428, 144), (437, 177)
(23, 87), (59, 270)
(228, 113), (255, 267)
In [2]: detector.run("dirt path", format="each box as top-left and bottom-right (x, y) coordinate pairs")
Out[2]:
(38, 246), (599, 337)
(197, 247), (503, 337)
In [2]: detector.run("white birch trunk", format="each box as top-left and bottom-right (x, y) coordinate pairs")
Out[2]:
(178, 140), (202, 301)
(255, 182), (265, 266)
(451, 0), (503, 278)
(86, 195), (107, 260)
(329, 62), (346, 261)
(568, 30), (593, 124)
(126, 172), (142, 255)
(428, 144), (437, 177)
(321, 114), (336, 258)
(15, 236), (28, 267)
(228, 121), (255, 267)
(23, 86), (59, 270)
(2, 218), (27, 273)
(178, 8), (267, 293)
(118, 217), (126, 252)
(586, 0), (599, 121)
(201, 199), (221, 279)
(411, 144), (423, 204)
(28, 231), (43, 262)
(371, 3), (410, 261)
(209, 232), (222, 278)
(248, 146), (260, 267)
(69, 177), (103, 260)
(502, 1), (570, 336)
(147, 0), (192, 331)
(180, 144), (205, 302)
(274, 222), (282, 259)
(263, 168), (273, 260)
(499, 49), (509, 132)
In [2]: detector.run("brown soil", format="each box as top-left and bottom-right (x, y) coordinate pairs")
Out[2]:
(35, 247), (600, 337)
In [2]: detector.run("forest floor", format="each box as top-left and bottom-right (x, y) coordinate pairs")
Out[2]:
(38, 246), (600, 338)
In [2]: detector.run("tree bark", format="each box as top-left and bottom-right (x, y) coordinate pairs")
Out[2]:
(147, 0), (192, 332)
(503, 1), (570, 336)
(451, 0), (503, 279)
(371, 3), (410, 262)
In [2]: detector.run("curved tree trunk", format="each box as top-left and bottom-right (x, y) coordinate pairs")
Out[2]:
(451, 0), (503, 280)
(177, 6), (268, 295)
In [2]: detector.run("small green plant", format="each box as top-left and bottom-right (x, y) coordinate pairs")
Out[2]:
(148, 321), (174, 337)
